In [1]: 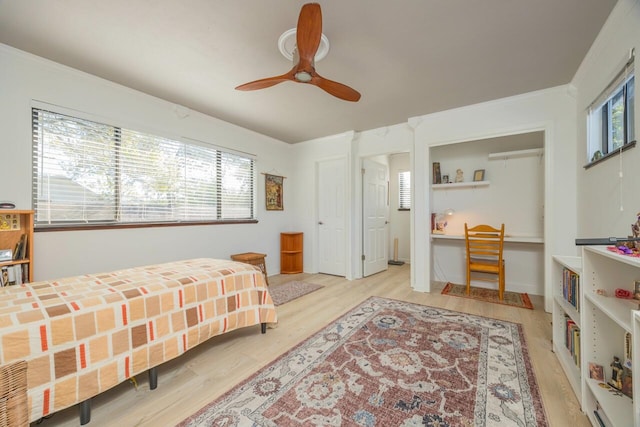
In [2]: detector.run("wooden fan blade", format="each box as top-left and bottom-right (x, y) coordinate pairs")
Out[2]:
(296, 3), (322, 67)
(235, 73), (293, 91)
(313, 74), (361, 102)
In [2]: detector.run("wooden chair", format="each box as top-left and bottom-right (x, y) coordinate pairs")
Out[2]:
(464, 223), (506, 300)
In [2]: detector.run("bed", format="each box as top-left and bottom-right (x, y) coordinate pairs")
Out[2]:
(0, 258), (277, 424)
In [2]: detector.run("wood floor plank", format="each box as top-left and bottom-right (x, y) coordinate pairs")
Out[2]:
(34, 265), (589, 426)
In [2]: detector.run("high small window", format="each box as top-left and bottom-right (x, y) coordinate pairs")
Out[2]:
(587, 54), (635, 165)
(32, 107), (256, 229)
(398, 171), (411, 210)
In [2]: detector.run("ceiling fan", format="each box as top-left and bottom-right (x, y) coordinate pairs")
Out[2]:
(235, 3), (361, 102)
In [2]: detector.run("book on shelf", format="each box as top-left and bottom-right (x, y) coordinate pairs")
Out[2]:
(593, 407), (613, 427)
(564, 315), (581, 368)
(0, 265), (26, 286)
(12, 233), (27, 261)
(562, 267), (580, 311)
(6, 265), (15, 286)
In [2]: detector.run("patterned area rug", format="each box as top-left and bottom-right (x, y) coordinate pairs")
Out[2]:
(442, 282), (534, 310)
(268, 281), (323, 306)
(178, 297), (548, 426)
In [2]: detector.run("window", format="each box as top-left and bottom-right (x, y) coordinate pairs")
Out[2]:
(32, 108), (256, 228)
(587, 55), (635, 165)
(398, 171), (411, 210)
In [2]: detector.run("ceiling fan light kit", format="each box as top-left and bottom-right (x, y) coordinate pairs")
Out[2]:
(235, 3), (361, 102)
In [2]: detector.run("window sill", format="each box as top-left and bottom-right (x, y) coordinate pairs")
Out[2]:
(584, 140), (636, 169)
(35, 219), (259, 232)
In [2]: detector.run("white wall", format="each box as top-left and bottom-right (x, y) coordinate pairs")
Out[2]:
(0, 44), (295, 281)
(431, 132), (544, 237)
(572, 0), (640, 239)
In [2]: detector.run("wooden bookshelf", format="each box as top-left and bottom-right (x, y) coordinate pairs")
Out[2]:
(0, 210), (34, 284)
(280, 232), (303, 274)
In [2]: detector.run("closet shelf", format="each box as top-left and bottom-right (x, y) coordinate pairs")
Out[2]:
(488, 148), (543, 160)
(432, 181), (489, 189)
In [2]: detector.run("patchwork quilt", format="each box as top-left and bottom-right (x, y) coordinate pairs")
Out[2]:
(0, 258), (277, 422)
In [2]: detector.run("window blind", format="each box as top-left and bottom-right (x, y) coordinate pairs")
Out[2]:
(32, 108), (255, 227)
(399, 171), (411, 209)
(588, 53), (634, 113)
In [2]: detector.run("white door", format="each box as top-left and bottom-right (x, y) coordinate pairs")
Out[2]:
(318, 158), (346, 276)
(363, 159), (389, 277)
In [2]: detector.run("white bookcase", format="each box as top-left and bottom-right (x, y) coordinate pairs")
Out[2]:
(554, 246), (640, 426)
(552, 255), (582, 399)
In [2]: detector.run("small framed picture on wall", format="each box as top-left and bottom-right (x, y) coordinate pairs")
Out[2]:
(473, 169), (485, 182)
(432, 162), (441, 184)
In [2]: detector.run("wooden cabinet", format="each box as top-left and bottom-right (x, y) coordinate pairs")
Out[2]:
(0, 210), (34, 284)
(280, 232), (303, 274)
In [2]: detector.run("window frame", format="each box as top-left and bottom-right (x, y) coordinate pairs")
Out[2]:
(398, 170), (411, 211)
(32, 106), (257, 231)
(586, 56), (635, 168)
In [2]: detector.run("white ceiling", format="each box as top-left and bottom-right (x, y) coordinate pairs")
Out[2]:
(0, 0), (617, 143)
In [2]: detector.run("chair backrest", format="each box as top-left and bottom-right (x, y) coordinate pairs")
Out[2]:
(464, 223), (505, 261)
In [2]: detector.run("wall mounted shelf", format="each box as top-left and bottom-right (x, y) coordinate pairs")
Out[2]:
(432, 180), (490, 190)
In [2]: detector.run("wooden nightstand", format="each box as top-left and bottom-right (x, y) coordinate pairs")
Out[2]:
(230, 252), (269, 286)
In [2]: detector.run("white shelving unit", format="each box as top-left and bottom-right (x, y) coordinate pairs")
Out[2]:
(432, 180), (490, 190)
(580, 246), (639, 426)
(552, 255), (582, 400)
(633, 311), (640, 423)
(553, 247), (640, 426)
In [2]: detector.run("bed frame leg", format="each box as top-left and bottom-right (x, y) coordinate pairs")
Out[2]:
(80, 399), (91, 425)
(149, 367), (158, 390)
(261, 322), (267, 334)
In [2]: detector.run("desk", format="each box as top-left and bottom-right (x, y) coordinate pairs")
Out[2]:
(431, 234), (544, 295)
(431, 234), (543, 244)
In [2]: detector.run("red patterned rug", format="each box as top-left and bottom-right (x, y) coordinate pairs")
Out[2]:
(268, 281), (323, 306)
(442, 282), (534, 310)
(178, 297), (548, 426)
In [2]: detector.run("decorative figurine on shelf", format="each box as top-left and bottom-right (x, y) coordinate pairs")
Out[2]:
(631, 211), (640, 251)
(608, 356), (624, 390)
(454, 169), (464, 183)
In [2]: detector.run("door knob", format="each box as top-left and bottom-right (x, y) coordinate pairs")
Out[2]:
(318, 221), (324, 225)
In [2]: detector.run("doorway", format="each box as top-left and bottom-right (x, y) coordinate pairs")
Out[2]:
(362, 158), (389, 277)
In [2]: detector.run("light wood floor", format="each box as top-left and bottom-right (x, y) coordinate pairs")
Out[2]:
(35, 264), (589, 427)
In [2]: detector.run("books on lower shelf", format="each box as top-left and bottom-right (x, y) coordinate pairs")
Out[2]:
(562, 267), (580, 311)
(12, 233), (28, 261)
(593, 407), (613, 427)
(564, 314), (581, 368)
(0, 264), (28, 286)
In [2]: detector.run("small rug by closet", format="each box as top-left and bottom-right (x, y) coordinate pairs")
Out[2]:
(178, 296), (548, 426)
(442, 282), (534, 310)
(268, 280), (323, 306)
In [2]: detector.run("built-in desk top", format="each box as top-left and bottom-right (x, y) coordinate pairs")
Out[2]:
(431, 234), (543, 244)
